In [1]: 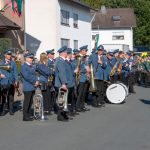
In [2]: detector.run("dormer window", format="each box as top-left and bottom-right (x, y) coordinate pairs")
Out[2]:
(112, 16), (121, 21)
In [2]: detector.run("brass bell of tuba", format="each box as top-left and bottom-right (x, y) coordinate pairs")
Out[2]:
(0, 64), (11, 71)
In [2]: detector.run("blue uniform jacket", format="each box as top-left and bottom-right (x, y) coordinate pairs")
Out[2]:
(79, 56), (89, 83)
(55, 57), (68, 88)
(48, 59), (55, 74)
(36, 63), (52, 84)
(105, 57), (116, 80)
(0, 60), (18, 86)
(20, 62), (38, 91)
(66, 60), (75, 87)
(88, 53), (107, 80)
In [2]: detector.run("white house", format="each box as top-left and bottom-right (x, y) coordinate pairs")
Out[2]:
(91, 7), (136, 52)
(25, 0), (93, 57)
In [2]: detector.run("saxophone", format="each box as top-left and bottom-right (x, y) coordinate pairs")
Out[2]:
(117, 63), (123, 75)
(109, 62), (117, 77)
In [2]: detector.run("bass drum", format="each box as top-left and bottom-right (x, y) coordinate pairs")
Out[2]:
(106, 83), (126, 104)
(118, 82), (129, 96)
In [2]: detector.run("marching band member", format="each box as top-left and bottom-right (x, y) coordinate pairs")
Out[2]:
(36, 53), (53, 115)
(88, 45), (107, 107)
(106, 51), (116, 81)
(71, 49), (79, 61)
(75, 45), (90, 112)
(55, 46), (69, 121)
(116, 51), (126, 84)
(0, 49), (18, 116)
(71, 49), (80, 102)
(66, 48), (76, 116)
(125, 52), (136, 93)
(110, 49), (119, 83)
(20, 53), (39, 121)
(46, 49), (56, 113)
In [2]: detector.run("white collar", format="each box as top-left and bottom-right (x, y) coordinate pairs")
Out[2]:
(25, 61), (32, 66)
(60, 56), (66, 60)
(49, 58), (53, 61)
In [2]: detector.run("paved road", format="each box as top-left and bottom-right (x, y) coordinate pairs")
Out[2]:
(0, 86), (150, 150)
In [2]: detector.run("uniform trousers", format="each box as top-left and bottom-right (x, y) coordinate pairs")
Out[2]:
(76, 81), (89, 110)
(1, 84), (15, 112)
(23, 91), (35, 118)
(68, 87), (75, 112)
(110, 75), (118, 83)
(92, 80), (105, 106)
(128, 73), (135, 93)
(41, 85), (51, 112)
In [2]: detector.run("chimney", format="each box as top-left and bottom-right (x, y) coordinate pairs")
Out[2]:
(100, 5), (107, 14)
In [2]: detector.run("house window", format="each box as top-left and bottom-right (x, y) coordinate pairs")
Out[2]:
(61, 10), (69, 25)
(112, 32), (124, 40)
(74, 40), (78, 49)
(73, 13), (78, 28)
(61, 38), (70, 47)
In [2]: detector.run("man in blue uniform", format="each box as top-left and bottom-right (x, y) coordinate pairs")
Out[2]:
(20, 53), (39, 121)
(125, 52), (136, 93)
(0, 49), (18, 116)
(105, 52), (115, 81)
(55, 46), (70, 121)
(46, 49), (56, 113)
(66, 48), (77, 116)
(88, 45), (107, 107)
(75, 45), (90, 112)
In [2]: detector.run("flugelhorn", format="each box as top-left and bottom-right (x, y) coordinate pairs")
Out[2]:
(56, 87), (68, 112)
(0, 64), (11, 71)
(33, 94), (46, 120)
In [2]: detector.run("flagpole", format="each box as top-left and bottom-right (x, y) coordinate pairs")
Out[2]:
(23, 0), (26, 51)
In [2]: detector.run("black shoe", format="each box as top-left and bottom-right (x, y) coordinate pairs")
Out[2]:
(92, 104), (102, 108)
(82, 107), (90, 111)
(9, 110), (14, 115)
(23, 117), (34, 121)
(74, 111), (80, 115)
(76, 108), (82, 112)
(1, 110), (6, 116)
(44, 111), (52, 116)
(57, 115), (68, 122)
(69, 112), (75, 117)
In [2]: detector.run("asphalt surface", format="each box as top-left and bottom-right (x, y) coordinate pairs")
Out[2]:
(0, 85), (150, 150)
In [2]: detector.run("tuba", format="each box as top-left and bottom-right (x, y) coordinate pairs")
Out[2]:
(33, 94), (47, 120)
(0, 64), (11, 71)
(89, 64), (97, 92)
(56, 87), (68, 112)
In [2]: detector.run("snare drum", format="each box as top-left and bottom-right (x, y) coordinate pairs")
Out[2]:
(106, 83), (127, 104)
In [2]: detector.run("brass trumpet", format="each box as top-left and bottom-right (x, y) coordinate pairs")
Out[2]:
(89, 64), (97, 92)
(0, 64), (11, 71)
